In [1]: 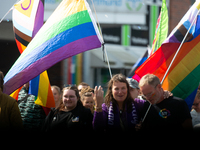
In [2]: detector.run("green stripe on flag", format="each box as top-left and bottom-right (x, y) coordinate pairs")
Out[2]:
(17, 10), (91, 62)
(171, 64), (200, 100)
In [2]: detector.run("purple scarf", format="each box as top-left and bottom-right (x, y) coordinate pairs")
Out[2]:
(107, 102), (138, 129)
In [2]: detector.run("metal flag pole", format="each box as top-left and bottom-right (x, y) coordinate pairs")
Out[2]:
(0, 6), (14, 24)
(0, 0), (19, 24)
(160, 8), (200, 84)
(142, 7), (200, 124)
(90, 0), (113, 79)
(104, 45), (113, 78)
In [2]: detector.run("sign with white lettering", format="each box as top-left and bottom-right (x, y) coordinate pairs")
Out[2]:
(131, 25), (149, 46)
(102, 26), (121, 45)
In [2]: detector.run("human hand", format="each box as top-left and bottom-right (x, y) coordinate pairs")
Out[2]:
(163, 90), (173, 99)
(93, 86), (104, 112)
(135, 121), (142, 132)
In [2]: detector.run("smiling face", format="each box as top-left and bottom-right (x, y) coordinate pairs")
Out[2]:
(82, 96), (94, 113)
(62, 89), (78, 111)
(112, 81), (128, 104)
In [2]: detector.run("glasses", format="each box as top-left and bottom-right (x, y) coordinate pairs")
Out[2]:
(142, 84), (158, 99)
(64, 84), (77, 87)
(193, 102), (200, 107)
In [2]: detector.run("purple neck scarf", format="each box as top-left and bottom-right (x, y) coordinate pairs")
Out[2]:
(108, 102), (138, 128)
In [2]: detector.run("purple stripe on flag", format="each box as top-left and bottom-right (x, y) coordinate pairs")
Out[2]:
(32, 0), (44, 38)
(4, 35), (101, 94)
(164, 34), (180, 43)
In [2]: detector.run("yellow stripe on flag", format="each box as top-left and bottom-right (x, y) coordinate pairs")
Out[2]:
(34, 71), (49, 106)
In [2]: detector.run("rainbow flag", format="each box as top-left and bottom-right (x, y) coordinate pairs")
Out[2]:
(13, 0), (44, 53)
(150, 0), (168, 55)
(134, 1), (200, 109)
(128, 50), (149, 78)
(11, 0), (55, 108)
(4, 0), (102, 95)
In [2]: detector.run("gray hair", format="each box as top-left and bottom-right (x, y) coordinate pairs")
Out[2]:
(139, 74), (160, 88)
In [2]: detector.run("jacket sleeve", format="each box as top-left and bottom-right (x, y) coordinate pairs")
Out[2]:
(92, 103), (108, 131)
(9, 100), (23, 129)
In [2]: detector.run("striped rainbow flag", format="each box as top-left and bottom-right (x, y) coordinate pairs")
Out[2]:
(10, 0), (55, 108)
(134, 1), (200, 109)
(4, 0), (102, 95)
(13, 0), (44, 53)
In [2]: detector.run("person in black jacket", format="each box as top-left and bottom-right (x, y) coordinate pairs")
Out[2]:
(42, 85), (93, 133)
(138, 74), (193, 133)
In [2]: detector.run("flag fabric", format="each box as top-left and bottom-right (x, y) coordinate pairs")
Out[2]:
(150, 0), (168, 55)
(4, 0), (102, 95)
(10, 0), (55, 108)
(128, 49), (149, 78)
(10, 86), (23, 100)
(29, 71), (54, 107)
(134, 1), (200, 109)
(13, 0), (44, 53)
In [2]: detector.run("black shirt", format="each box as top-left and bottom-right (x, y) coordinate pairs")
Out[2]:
(141, 96), (192, 132)
(42, 104), (93, 133)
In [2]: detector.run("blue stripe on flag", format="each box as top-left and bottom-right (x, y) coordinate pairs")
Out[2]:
(13, 19), (32, 37)
(28, 75), (40, 96)
(185, 88), (197, 111)
(4, 22), (97, 83)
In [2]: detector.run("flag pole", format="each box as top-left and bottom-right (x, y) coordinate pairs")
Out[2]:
(104, 45), (113, 78)
(0, 6), (14, 24)
(91, 0), (113, 79)
(161, 9), (200, 84)
(0, 0), (19, 24)
(142, 6), (200, 124)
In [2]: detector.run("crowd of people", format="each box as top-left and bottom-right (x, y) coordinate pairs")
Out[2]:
(1, 70), (200, 135)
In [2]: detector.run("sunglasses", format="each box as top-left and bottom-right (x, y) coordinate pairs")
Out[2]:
(64, 84), (77, 87)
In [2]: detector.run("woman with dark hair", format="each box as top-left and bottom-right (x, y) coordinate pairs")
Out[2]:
(93, 74), (145, 133)
(42, 86), (93, 133)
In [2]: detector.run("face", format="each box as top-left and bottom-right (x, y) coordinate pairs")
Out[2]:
(62, 89), (78, 111)
(82, 96), (94, 112)
(23, 82), (29, 90)
(51, 87), (61, 103)
(192, 97), (200, 112)
(112, 81), (128, 103)
(129, 87), (140, 99)
(140, 84), (162, 104)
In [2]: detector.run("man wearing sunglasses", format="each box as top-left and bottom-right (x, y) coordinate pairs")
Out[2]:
(138, 74), (192, 133)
